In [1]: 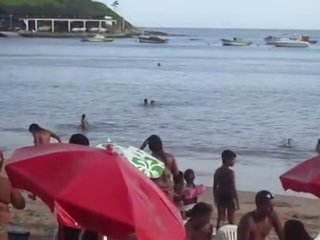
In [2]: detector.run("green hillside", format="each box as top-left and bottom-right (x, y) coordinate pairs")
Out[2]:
(0, 0), (134, 29)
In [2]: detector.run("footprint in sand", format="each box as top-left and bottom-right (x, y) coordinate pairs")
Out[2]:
(291, 213), (320, 220)
(274, 201), (292, 207)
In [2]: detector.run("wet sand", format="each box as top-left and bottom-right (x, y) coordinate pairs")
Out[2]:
(8, 189), (320, 240)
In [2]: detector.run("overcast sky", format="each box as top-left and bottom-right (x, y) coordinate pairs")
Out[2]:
(96, 0), (319, 29)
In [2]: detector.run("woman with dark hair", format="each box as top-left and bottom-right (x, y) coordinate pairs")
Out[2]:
(28, 123), (61, 145)
(140, 135), (178, 177)
(284, 219), (313, 240)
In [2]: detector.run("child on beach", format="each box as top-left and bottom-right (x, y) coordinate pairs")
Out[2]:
(185, 202), (213, 240)
(173, 171), (184, 208)
(182, 169), (205, 206)
(213, 150), (239, 229)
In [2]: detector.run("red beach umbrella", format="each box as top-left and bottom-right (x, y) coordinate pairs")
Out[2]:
(6, 143), (185, 240)
(280, 155), (320, 198)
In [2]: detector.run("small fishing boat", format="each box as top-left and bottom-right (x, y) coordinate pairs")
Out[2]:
(138, 35), (168, 44)
(221, 38), (252, 46)
(81, 34), (114, 42)
(274, 39), (310, 48)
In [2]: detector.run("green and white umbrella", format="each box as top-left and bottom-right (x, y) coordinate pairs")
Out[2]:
(96, 141), (165, 179)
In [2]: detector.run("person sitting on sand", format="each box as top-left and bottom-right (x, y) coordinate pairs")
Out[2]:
(0, 153), (25, 240)
(80, 114), (89, 131)
(213, 150), (239, 229)
(140, 135), (179, 177)
(315, 139), (320, 154)
(237, 190), (282, 240)
(29, 123), (61, 146)
(185, 202), (213, 240)
(284, 219), (313, 240)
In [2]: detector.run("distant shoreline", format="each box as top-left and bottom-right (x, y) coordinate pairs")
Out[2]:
(0, 30), (187, 38)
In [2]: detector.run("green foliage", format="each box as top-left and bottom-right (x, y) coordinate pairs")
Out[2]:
(0, 0), (133, 28)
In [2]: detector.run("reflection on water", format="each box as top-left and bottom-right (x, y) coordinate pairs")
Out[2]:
(1, 28), (320, 195)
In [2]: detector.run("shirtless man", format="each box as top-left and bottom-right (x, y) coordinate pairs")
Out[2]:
(28, 123), (61, 146)
(0, 155), (25, 240)
(140, 135), (179, 177)
(237, 190), (283, 240)
(213, 150), (239, 229)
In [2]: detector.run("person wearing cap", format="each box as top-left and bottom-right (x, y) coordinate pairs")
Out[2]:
(237, 190), (283, 240)
(80, 114), (89, 131)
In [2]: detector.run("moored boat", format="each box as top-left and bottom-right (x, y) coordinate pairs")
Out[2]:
(300, 36), (317, 44)
(138, 35), (168, 44)
(81, 34), (114, 42)
(265, 35), (317, 45)
(264, 36), (283, 45)
(221, 38), (252, 46)
(274, 39), (310, 48)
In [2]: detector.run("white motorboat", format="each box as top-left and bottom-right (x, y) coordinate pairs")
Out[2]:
(265, 35), (317, 45)
(274, 39), (310, 48)
(221, 38), (252, 46)
(264, 36), (283, 45)
(81, 34), (114, 42)
(72, 27), (87, 33)
(138, 35), (168, 44)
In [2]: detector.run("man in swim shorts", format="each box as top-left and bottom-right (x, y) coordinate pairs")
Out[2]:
(213, 150), (239, 229)
(0, 153), (25, 240)
(237, 190), (283, 240)
(29, 123), (61, 145)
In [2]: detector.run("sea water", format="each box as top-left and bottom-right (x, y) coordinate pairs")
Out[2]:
(1, 28), (320, 196)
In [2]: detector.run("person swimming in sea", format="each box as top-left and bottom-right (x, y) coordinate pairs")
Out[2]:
(282, 138), (293, 148)
(80, 114), (89, 131)
(316, 139), (320, 154)
(143, 98), (149, 106)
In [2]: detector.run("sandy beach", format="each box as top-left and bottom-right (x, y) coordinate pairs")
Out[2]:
(7, 189), (320, 240)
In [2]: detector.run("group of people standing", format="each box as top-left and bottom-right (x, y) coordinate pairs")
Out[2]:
(139, 135), (315, 240)
(0, 121), (316, 240)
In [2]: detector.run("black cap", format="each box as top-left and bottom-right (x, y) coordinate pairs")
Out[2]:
(255, 190), (274, 206)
